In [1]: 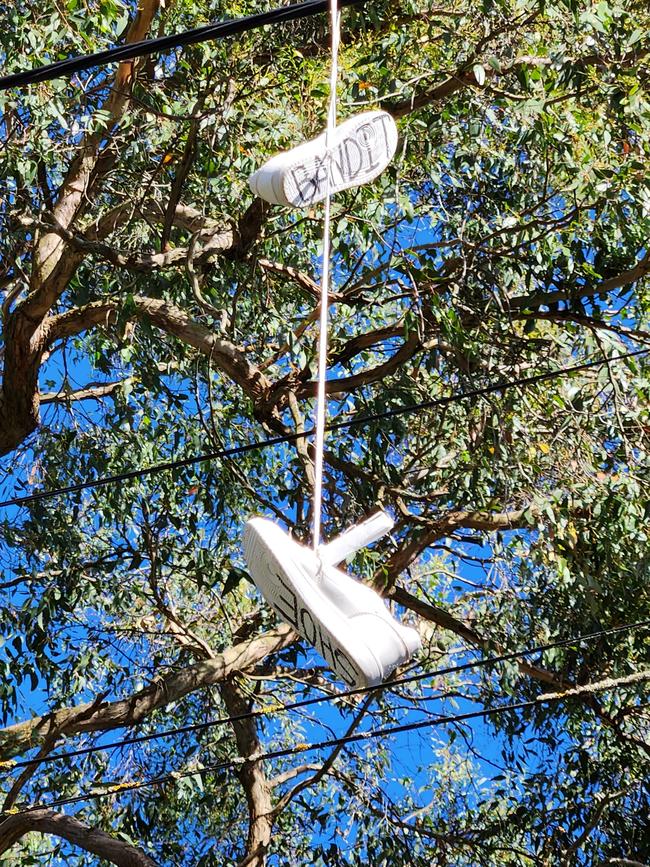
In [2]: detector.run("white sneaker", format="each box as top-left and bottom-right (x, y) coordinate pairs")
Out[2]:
(243, 515), (420, 688)
(248, 111), (398, 208)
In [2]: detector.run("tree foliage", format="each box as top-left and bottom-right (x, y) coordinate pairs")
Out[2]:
(0, 0), (649, 864)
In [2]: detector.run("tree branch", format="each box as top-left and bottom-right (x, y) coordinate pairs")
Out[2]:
(40, 379), (131, 404)
(0, 286), (273, 457)
(387, 42), (649, 118)
(0, 626), (295, 762)
(22, 214), (235, 273)
(296, 334), (421, 399)
(271, 693), (375, 819)
(257, 258), (323, 300)
(269, 763), (322, 788)
(47, 295), (271, 406)
(0, 809), (158, 866)
(220, 680), (274, 867)
(509, 249), (650, 310)
(513, 309), (650, 344)
(27, 0), (164, 317)
(390, 583), (650, 759)
(378, 507), (531, 582)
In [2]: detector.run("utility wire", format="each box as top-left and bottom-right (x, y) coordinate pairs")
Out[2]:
(5, 661), (648, 817)
(4, 617), (648, 772)
(1, 347), (647, 511)
(0, 0), (366, 91)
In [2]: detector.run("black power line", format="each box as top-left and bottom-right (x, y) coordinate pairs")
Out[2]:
(1, 348), (647, 511)
(0, 0), (366, 91)
(6, 660), (648, 817)
(5, 618), (649, 772)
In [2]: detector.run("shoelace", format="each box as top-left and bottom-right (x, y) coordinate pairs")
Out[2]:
(312, 0), (341, 551)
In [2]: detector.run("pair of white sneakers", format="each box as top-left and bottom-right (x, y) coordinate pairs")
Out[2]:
(248, 110), (398, 208)
(243, 511), (421, 688)
(244, 115), (413, 686)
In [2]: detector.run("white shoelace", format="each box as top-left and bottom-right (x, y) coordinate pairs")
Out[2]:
(312, 0), (341, 551)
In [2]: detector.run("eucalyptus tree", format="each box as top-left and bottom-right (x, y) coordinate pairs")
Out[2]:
(0, 0), (649, 864)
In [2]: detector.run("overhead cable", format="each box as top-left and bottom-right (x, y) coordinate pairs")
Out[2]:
(1, 347), (647, 511)
(0, 0), (365, 91)
(5, 617), (649, 772)
(5, 662), (648, 817)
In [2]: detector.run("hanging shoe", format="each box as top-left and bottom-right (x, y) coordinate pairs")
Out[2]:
(248, 110), (398, 208)
(243, 511), (421, 688)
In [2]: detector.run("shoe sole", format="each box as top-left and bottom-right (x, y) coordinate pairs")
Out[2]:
(248, 110), (398, 208)
(243, 517), (419, 688)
